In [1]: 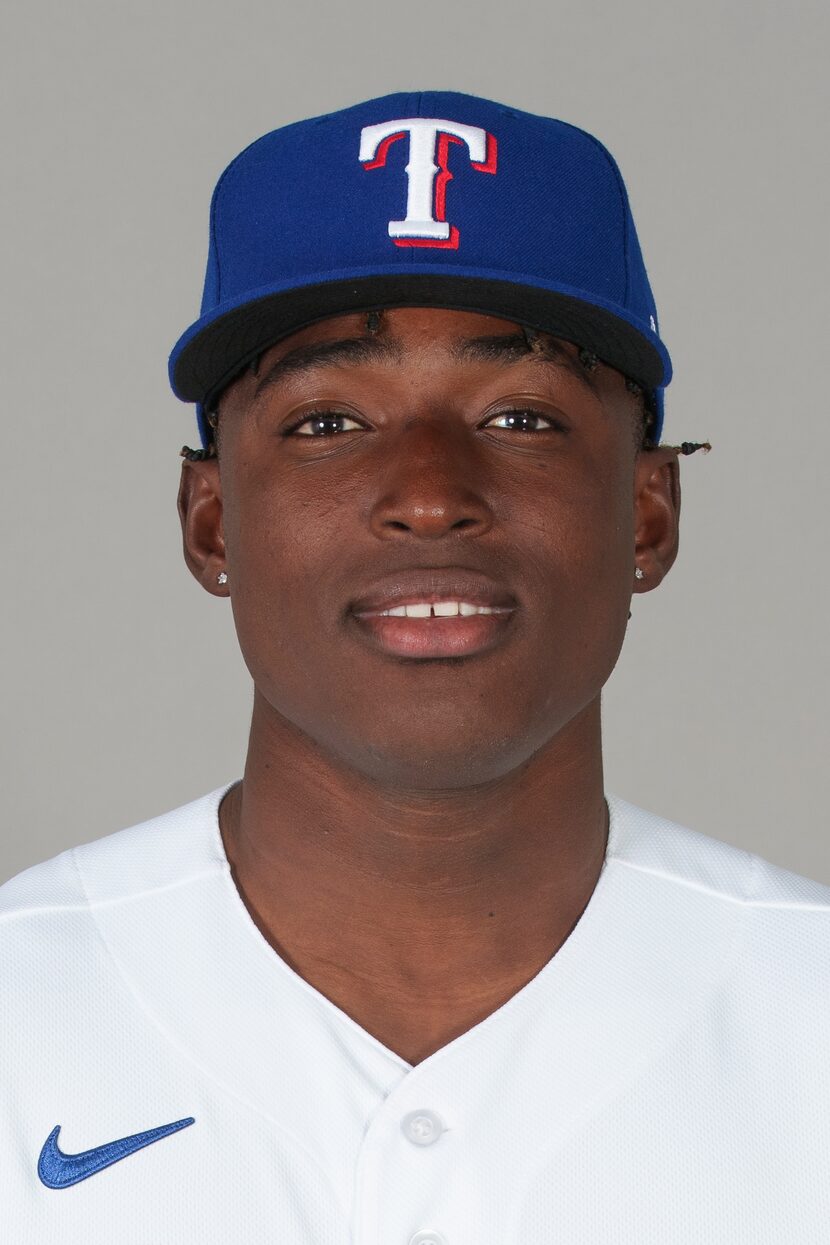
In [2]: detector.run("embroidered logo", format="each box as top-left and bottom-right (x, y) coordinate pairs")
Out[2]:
(359, 117), (498, 249)
(37, 1116), (195, 1188)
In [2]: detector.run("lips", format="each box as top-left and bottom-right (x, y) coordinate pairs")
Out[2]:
(348, 569), (518, 659)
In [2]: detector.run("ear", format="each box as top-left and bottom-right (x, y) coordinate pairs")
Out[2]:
(632, 447), (681, 592)
(177, 459), (229, 596)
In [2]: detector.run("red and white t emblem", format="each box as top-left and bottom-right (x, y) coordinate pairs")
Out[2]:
(359, 117), (498, 249)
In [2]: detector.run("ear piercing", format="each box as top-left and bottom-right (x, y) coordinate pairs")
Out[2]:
(216, 566), (641, 587)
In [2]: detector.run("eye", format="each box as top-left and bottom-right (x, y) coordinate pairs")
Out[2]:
(482, 408), (567, 434)
(284, 409), (365, 437)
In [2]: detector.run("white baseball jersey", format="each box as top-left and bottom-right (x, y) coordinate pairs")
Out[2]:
(2, 785), (829, 1243)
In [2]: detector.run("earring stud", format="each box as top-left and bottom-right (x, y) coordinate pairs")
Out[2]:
(634, 567), (645, 580)
(217, 571), (228, 585)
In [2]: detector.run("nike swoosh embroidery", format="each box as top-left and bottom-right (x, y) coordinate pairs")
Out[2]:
(38, 1116), (195, 1188)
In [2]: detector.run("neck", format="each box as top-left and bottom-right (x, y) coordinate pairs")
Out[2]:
(220, 691), (608, 1008)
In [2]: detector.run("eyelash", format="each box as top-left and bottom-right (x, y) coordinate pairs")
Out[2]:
(283, 408), (568, 437)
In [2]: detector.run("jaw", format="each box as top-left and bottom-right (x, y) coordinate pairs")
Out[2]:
(245, 641), (607, 794)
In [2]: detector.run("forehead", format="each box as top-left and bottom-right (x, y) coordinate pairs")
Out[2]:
(240, 306), (608, 404)
(257, 306), (570, 361)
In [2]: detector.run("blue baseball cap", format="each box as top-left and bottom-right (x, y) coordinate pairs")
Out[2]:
(169, 90), (672, 446)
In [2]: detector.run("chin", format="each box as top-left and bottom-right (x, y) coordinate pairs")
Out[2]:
(325, 723), (554, 792)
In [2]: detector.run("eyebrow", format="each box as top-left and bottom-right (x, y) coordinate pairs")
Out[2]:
(253, 337), (403, 398)
(251, 329), (597, 399)
(450, 333), (600, 396)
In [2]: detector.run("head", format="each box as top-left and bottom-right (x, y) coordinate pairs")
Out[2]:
(177, 304), (680, 790)
(171, 92), (688, 789)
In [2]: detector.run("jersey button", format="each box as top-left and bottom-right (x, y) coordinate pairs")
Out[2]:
(408, 1232), (449, 1245)
(401, 1109), (446, 1146)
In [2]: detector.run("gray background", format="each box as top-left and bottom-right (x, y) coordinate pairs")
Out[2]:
(2, 0), (828, 885)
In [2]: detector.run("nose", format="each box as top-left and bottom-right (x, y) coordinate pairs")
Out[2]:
(368, 417), (493, 541)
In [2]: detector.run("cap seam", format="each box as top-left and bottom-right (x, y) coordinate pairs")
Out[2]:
(576, 130), (631, 306)
(209, 130), (282, 305)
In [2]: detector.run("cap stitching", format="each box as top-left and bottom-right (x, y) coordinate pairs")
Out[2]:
(552, 124), (632, 308)
(209, 131), (284, 304)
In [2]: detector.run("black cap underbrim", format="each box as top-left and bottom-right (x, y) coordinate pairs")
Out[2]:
(172, 275), (668, 412)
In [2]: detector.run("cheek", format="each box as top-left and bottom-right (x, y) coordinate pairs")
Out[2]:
(518, 464), (635, 682)
(524, 456), (634, 590)
(224, 454), (343, 579)
(221, 477), (349, 692)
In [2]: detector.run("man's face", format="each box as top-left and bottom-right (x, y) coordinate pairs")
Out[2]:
(182, 307), (678, 789)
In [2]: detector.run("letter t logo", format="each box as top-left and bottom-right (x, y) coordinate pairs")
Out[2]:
(359, 117), (498, 249)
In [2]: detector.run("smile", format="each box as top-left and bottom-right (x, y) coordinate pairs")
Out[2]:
(367, 600), (509, 618)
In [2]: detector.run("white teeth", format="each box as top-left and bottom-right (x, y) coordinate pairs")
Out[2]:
(376, 600), (501, 617)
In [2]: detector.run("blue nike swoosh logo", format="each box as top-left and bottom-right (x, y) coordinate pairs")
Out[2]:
(38, 1116), (195, 1188)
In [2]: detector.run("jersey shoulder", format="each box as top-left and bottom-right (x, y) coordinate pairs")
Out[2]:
(0, 784), (232, 922)
(606, 792), (830, 910)
(607, 793), (830, 1013)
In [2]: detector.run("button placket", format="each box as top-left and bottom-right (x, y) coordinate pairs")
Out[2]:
(352, 1081), (461, 1245)
(400, 1109), (450, 1243)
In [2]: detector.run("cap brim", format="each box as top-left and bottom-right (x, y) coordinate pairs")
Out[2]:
(170, 273), (670, 413)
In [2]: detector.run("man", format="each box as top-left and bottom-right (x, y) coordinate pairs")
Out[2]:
(2, 92), (828, 1242)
